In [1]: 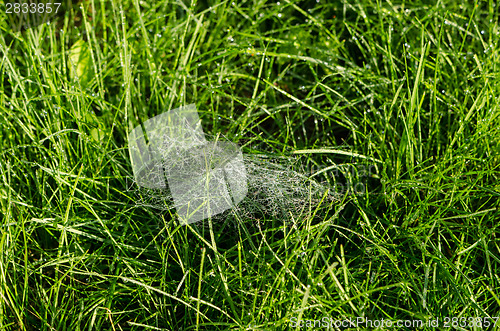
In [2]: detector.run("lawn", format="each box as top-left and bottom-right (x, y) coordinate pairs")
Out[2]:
(1, 0), (500, 330)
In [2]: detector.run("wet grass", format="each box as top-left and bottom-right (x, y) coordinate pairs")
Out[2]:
(1, 0), (500, 329)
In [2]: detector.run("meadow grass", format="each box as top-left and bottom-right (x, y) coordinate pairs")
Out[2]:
(1, 0), (499, 329)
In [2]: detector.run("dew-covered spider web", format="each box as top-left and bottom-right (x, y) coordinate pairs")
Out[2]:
(127, 104), (340, 225)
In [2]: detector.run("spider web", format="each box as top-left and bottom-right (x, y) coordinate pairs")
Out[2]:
(127, 104), (340, 224)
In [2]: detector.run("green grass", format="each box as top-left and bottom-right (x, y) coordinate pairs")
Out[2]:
(1, 0), (500, 329)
